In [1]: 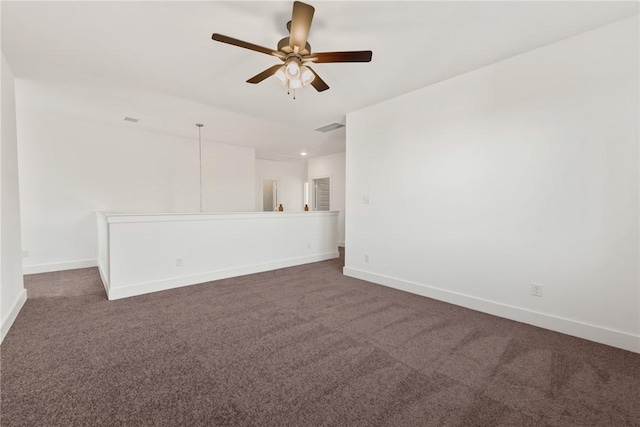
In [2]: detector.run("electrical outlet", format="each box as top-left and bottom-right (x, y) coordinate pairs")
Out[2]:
(176, 258), (183, 267)
(531, 283), (543, 297)
(364, 254), (370, 263)
(22, 250), (29, 258)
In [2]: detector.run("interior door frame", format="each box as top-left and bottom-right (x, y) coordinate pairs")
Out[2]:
(310, 175), (332, 211)
(260, 177), (280, 211)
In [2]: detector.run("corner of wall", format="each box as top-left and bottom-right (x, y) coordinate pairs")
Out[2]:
(1, 52), (27, 344)
(0, 289), (27, 344)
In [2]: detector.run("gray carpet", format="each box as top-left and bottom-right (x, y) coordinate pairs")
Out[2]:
(1, 250), (639, 426)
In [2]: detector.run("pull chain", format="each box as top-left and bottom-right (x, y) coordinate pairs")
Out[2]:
(285, 80), (296, 100)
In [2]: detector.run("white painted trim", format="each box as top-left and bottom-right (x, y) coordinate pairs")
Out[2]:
(23, 259), (97, 275)
(98, 261), (110, 299)
(108, 251), (340, 300)
(343, 267), (640, 354)
(338, 241), (345, 247)
(1, 289), (27, 344)
(98, 211), (339, 224)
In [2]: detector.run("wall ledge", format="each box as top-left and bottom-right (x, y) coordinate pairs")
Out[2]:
(98, 211), (339, 224)
(343, 266), (640, 354)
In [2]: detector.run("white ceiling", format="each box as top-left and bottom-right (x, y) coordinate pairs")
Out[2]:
(2, 1), (638, 160)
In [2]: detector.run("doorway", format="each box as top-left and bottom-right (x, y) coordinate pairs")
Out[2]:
(312, 177), (330, 211)
(262, 179), (279, 211)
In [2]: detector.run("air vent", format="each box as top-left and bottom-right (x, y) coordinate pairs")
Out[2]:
(124, 117), (139, 123)
(315, 122), (345, 133)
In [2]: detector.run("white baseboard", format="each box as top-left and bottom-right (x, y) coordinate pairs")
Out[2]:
(23, 259), (97, 275)
(107, 252), (340, 300)
(1, 289), (27, 344)
(343, 267), (639, 354)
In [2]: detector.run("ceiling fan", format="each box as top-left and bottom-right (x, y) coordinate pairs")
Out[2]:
(211, 1), (372, 96)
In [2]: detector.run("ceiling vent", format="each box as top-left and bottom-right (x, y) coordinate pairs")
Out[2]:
(124, 117), (139, 123)
(315, 122), (345, 133)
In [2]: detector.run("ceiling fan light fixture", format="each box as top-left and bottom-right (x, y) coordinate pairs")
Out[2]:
(285, 60), (300, 78)
(289, 78), (303, 89)
(274, 66), (287, 85)
(300, 66), (315, 86)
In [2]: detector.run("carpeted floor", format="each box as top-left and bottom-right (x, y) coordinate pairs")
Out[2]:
(1, 250), (639, 426)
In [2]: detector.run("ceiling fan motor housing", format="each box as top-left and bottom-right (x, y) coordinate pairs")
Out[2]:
(278, 37), (311, 56)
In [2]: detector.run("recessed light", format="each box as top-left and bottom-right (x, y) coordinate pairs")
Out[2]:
(300, 152), (307, 156)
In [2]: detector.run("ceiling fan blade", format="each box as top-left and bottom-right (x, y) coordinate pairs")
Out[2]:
(306, 66), (329, 92)
(247, 64), (283, 84)
(305, 51), (373, 63)
(212, 33), (283, 58)
(289, 1), (315, 53)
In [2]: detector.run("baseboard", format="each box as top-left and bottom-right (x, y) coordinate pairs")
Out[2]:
(1, 289), (27, 344)
(108, 251), (340, 300)
(343, 267), (639, 354)
(23, 259), (97, 275)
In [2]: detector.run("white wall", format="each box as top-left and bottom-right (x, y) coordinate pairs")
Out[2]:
(308, 152), (346, 246)
(202, 141), (255, 213)
(255, 159), (306, 212)
(16, 95), (255, 273)
(345, 17), (639, 352)
(1, 53), (27, 343)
